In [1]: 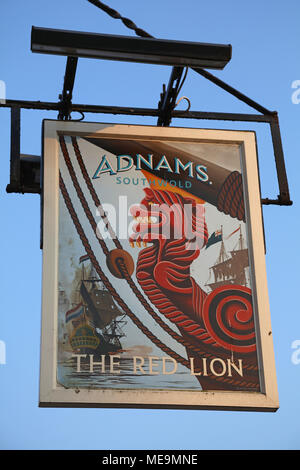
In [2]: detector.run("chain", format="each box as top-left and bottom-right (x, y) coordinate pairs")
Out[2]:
(87, 0), (153, 38)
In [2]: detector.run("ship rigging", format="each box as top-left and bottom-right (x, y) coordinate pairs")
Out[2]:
(66, 257), (126, 356)
(206, 225), (250, 291)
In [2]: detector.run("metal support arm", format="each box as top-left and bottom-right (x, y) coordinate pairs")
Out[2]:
(6, 107), (40, 194)
(157, 66), (185, 127)
(1, 98), (292, 206)
(58, 56), (78, 120)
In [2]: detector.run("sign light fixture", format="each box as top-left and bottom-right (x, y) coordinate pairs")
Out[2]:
(31, 27), (232, 69)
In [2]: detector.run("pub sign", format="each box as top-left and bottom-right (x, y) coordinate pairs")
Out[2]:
(40, 121), (278, 410)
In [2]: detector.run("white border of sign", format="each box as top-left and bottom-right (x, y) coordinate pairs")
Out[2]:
(39, 120), (279, 411)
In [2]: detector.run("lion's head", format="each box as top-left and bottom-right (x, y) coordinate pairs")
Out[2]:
(129, 188), (208, 253)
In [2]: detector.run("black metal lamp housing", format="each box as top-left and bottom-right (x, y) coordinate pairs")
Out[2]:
(31, 27), (232, 69)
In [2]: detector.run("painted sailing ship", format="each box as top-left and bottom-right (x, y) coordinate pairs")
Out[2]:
(65, 256), (126, 356)
(206, 225), (250, 291)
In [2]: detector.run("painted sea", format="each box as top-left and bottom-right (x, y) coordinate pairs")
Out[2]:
(57, 355), (201, 391)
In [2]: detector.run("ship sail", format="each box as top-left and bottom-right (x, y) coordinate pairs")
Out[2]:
(65, 256), (126, 357)
(79, 280), (120, 329)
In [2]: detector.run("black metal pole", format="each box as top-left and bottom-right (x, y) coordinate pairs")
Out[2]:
(6, 107), (21, 193)
(157, 66), (184, 126)
(58, 56), (78, 120)
(0, 99), (275, 122)
(1, 98), (292, 206)
(266, 114), (292, 205)
(193, 67), (275, 116)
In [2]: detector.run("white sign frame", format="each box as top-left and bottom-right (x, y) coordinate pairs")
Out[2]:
(40, 120), (279, 411)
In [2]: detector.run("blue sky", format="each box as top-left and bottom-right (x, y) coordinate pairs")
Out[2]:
(0, 0), (300, 450)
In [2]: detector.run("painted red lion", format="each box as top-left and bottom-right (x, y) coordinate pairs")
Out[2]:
(129, 188), (260, 391)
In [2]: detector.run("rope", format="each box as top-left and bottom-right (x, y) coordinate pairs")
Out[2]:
(87, 0), (153, 39)
(86, 0), (189, 115)
(217, 171), (245, 222)
(71, 137), (122, 250)
(59, 136), (110, 257)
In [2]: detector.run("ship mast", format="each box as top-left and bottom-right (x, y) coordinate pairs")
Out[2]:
(216, 226), (229, 265)
(238, 224), (244, 250)
(232, 224), (245, 251)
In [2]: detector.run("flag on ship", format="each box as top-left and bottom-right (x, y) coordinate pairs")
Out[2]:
(79, 254), (89, 263)
(225, 226), (240, 240)
(205, 229), (222, 249)
(66, 303), (84, 323)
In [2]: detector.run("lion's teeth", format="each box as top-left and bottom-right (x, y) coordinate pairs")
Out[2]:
(134, 216), (153, 223)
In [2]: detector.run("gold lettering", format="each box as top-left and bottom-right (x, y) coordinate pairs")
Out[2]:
(190, 358), (202, 376)
(227, 359), (243, 377)
(89, 354), (105, 373)
(72, 354), (87, 372)
(149, 356), (160, 375)
(110, 355), (121, 374)
(210, 358), (227, 376)
(162, 357), (178, 375)
(133, 356), (146, 374)
(202, 358), (208, 376)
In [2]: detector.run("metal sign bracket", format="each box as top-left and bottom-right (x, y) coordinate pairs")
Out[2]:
(2, 33), (292, 207)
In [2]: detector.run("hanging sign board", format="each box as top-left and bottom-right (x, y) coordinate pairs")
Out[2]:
(40, 120), (279, 411)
